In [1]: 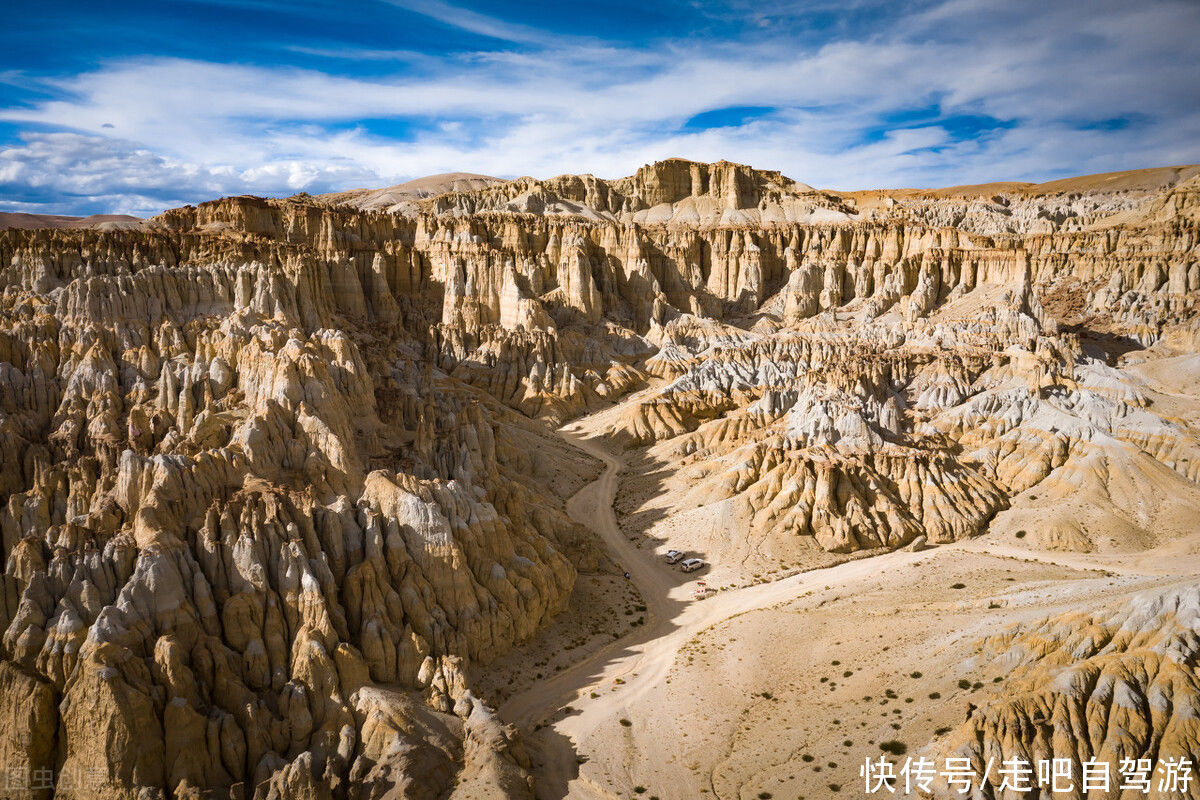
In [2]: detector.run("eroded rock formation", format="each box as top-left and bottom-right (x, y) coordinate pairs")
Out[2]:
(1, 158), (1198, 798)
(929, 586), (1200, 799)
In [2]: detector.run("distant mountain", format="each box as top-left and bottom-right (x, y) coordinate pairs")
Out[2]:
(0, 211), (143, 231)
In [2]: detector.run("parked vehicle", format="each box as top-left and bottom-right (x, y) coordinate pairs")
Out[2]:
(663, 549), (684, 564)
(679, 558), (705, 573)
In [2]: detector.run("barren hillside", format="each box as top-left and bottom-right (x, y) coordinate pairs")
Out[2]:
(1, 159), (1197, 799)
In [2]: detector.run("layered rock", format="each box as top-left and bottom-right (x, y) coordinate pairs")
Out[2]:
(1, 157), (1198, 797)
(928, 585), (1200, 799)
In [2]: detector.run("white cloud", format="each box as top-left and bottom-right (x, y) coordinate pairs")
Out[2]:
(1, 0), (1198, 214)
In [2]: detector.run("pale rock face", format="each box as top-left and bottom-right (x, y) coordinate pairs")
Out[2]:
(1, 158), (1199, 797)
(928, 586), (1200, 799)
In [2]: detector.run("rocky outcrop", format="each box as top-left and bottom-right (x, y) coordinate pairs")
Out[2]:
(0, 205), (598, 796)
(1, 158), (1198, 797)
(928, 585), (1200, 799)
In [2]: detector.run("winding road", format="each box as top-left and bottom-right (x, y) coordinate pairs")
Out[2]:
(499, 423), (935, 799)
(498, 406), (1184, 799)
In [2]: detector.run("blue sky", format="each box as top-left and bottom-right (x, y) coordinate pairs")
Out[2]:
(1, 0), (1198, 216)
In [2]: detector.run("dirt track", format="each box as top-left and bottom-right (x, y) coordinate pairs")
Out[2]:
(501, 424), (936, 798)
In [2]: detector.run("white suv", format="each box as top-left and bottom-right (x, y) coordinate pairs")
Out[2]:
(664, 549), (684, 564)
(679, 558), (705, 573)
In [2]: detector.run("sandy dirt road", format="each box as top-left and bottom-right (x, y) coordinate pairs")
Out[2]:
(501, 425), (935, 798)
(500, 415), (1183, 799)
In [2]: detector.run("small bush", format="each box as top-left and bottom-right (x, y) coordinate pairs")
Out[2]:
(634, 787), (646, 794)
(880, 740), (908, 756)
(929, 691), (941, 699)
(1015, 530), (1027, 539)
(758, 793), (773, 799)
(957, 679), (972, 690)
(619, 718), (632, 727)
(910, 671), (922, 679)
(801, 754), (815, 763)
(951, 583), (966, 590)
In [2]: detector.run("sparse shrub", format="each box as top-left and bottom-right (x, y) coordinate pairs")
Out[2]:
(879, 740), (908, 756)
(951, 583), (966, 589)
(929, 692), (941, 699)
(910, 671), (922, 679)
(619, 718), (632, 727)
(957, 679), (972, 690)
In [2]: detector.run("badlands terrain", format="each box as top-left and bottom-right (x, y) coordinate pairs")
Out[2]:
(0, 158), (1198, 799)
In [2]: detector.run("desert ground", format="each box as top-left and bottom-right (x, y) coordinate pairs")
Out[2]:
(488, 358), (1200, 799)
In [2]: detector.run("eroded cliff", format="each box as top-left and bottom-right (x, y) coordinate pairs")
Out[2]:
(1, 158), (1198, 798)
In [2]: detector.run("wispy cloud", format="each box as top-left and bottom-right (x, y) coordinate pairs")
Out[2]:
(1, 0), (1197, 215)
(379, 0), (568, 46)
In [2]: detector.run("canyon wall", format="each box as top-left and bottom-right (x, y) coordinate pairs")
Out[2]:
(0, 159), (1197, 798)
